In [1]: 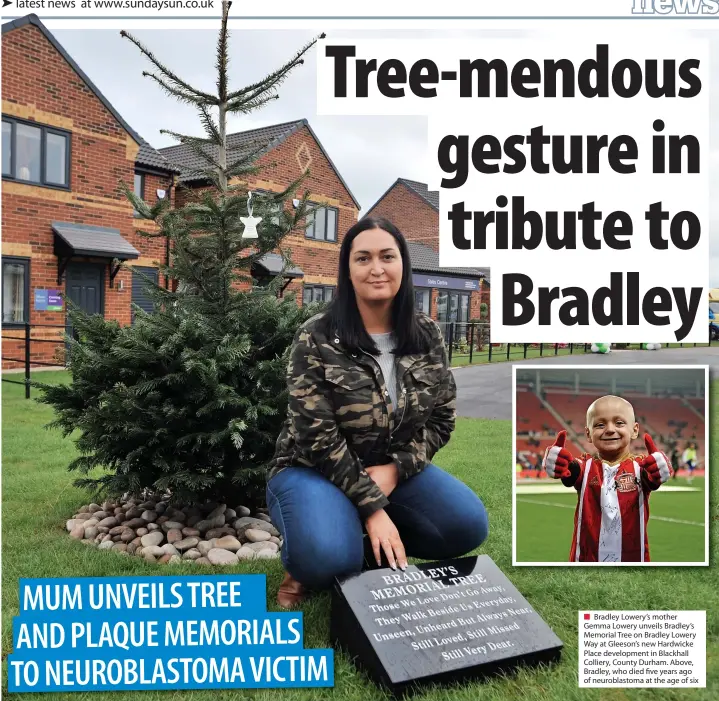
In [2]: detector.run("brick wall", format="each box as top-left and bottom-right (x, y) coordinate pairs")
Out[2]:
(1, 23), (173, 369)
(471, 281), (491, 321)
(365, 181), (440, 252)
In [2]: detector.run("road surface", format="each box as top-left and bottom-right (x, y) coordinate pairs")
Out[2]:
(453, 347), (718, 420)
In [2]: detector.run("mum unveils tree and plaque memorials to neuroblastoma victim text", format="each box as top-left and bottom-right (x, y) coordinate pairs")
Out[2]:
(318, 36), (709, 343)
(8, 576), (333, 693)
(332, 557), (562, 694)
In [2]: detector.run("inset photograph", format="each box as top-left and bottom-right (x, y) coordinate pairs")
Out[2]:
(513, 365), (708, 566)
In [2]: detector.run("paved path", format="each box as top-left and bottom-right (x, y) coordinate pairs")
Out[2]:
(453, 347), (719, 420)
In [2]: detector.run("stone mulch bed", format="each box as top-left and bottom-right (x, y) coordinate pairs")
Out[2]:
(66, 495), (282, 566)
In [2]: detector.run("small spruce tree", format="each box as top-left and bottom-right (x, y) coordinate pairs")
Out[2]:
(38, 2), (323, 507)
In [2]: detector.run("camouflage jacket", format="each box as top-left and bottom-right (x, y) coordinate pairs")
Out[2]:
(269, 312), (457, 519)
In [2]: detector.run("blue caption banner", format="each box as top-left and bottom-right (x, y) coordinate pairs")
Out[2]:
(8, 576), (333, 692)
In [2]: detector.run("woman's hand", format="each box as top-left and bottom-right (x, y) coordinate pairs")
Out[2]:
(365, 509), (407, 570)
(365, 463), (399, 497)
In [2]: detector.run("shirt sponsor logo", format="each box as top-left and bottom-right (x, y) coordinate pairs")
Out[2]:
(615, 473), (638, 493)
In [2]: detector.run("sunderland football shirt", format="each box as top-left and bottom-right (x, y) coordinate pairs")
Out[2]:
(568, 455), (660, 563)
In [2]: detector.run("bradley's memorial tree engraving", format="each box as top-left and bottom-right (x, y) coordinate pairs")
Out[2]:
(332, 556), (562, 694)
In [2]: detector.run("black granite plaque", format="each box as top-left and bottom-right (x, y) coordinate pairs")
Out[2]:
(331, 555), (562, 695)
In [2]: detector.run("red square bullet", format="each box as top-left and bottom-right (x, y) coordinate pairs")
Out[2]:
(584, 613), (591, 620)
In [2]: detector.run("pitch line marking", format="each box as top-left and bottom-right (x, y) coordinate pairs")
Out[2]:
(516, 498), (705, 527)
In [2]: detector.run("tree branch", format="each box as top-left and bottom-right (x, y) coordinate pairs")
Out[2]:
(121, 30), (219, 104)
(225, 34), (323, 102)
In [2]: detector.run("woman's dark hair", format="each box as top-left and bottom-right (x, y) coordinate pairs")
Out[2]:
(319, 216), (431, 355)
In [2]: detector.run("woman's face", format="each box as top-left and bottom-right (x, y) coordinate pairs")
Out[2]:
(348, 228), (403, 304)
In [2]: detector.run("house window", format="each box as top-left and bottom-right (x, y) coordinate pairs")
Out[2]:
(306, 204), (338, 242)
(436, 291), (471, 324)
(133, 172), (145, 217)
(46, 132), (68, 185)
(131, 266), (159, 322)
(1, 117), (70, 188)
(414, 289), (430, 315)
(302, 285), (335, 305)
(15, 123), (41, 182)
(2, 257), (30, 325)
(2, 121), (11, 176)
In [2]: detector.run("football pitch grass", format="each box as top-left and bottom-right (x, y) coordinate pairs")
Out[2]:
(2, 371), (717, 700)
(515, 478), (707, 563)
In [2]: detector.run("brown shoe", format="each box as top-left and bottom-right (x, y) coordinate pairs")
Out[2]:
(277, 572), (306, 608)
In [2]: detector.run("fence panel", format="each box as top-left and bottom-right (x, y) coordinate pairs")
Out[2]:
(2, 323), (67, 399)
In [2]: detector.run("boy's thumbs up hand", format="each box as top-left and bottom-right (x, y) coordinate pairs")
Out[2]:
(644, 434), (658, 455)
(543, 430), (574, 479)
(638, 433), (672, 488)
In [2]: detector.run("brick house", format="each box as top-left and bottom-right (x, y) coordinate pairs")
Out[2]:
(1, 15), (360, 369)
(158, 118), (361, 306)
(1, 14), (177, 369)
(365, 178), (490, 326)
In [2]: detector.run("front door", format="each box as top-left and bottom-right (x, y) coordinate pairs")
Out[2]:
(65, 263), (104, 343)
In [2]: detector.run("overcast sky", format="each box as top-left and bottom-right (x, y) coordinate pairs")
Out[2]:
(52, 27), (719, 288)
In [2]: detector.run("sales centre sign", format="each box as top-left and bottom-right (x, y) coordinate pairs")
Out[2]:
(412, 274), (480, 291)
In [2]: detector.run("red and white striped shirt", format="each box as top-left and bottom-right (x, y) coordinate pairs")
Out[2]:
(569, 455), (657, 563)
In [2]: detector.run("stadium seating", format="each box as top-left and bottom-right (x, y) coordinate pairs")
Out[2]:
(515, 391), (561, 433)
(516, 390), (705, 477)
(543, 393), (589, 432)
(631, 397), (703, 439)
(516, 437), (584, 456)
(687, 398), (705, 413)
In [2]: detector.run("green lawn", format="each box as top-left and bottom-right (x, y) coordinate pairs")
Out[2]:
(2, 371), (717, 700)
(516, 478), (706, 563)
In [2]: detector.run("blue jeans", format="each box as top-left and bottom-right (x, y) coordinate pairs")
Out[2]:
(266, 464), (489, 590)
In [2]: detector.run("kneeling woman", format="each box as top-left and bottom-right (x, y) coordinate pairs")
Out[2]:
(267, 217), (489, 607)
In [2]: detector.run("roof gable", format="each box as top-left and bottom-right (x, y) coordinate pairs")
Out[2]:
(398, 178), (439, 211)
(2, 14), (175, 174)
(365, 177), (440, 216)
(2, 14), (141, 147)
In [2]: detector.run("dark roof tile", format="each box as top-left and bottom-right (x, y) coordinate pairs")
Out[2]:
(52, 221), (140, 260)
(135, 135), (181, 173)
(399, 178), (439, 211)
(255, 252), (304, 278)
(407, 241), (488, 280)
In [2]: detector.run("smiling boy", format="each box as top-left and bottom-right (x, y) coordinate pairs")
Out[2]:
(542, 395), (672, 563)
